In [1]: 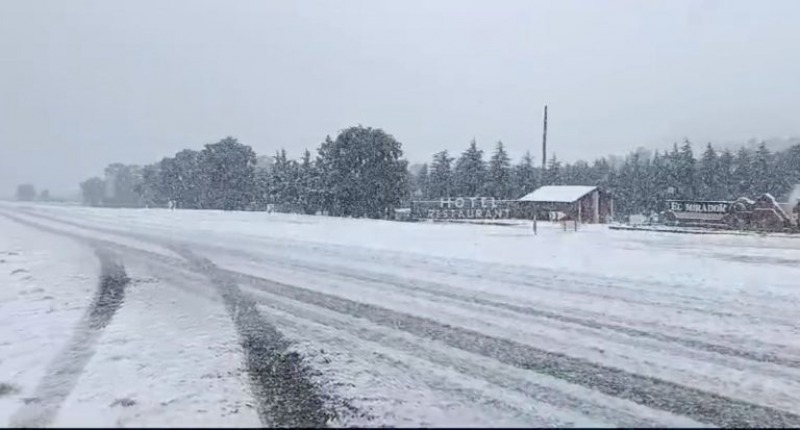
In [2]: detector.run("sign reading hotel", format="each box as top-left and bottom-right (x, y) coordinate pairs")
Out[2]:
(412, 197), (512, 220)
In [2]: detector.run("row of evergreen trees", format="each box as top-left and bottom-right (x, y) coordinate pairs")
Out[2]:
(80, 125), (800, 218)
(80, 126), (409, 218)
(414, 140), (538, 201)
(410, 138), (800, 216)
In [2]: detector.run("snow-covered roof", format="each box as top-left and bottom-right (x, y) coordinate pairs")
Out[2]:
(518, 185), (598, 203)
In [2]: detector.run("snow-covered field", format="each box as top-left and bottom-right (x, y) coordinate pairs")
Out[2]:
(1, 201), (800, 427)
(0, 211), (260, 428)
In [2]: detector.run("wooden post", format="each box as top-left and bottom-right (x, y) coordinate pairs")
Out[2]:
(542, 105), (548, 174)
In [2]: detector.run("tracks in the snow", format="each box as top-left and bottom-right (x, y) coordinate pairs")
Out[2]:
(211, 247), (800, 370)
(230, 269), (800, 428)
(168, 246), (335, 427)
(5, 239), (130, 428)
(0, 210), (337, 428)
(120, 240), (800, 427)
(5, 208), (800, 427)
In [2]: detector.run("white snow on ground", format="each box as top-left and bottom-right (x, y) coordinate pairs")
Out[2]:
(0, 216), (98, 425)
(51, 254), (260, 428)
(2, 202), (800, 426)
(0, 215), (260, 427)
(16, 202), (800, 290)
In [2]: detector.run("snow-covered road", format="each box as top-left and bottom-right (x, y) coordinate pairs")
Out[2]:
(1, 202), (800, 427)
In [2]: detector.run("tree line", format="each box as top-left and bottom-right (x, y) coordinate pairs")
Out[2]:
(412, 138), (800, 217)
(77, 124), (800, 219)
(14, 184), (50, 202)
(78, 126), (409, 218)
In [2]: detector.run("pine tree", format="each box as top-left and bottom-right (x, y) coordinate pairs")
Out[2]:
(298, 149), (319, 214)
(615, 157), (635, 215)
(271, 149), (301, 209)
(253, 162), (271, 210)
(650, 151), (670, 205)
(316, 135), (338, 215)
(567, 160), (592, 186)
(677, 139), (697, 199)
(591, 158), (613, 188)
(486, 141), (512, 199)
(512, 151), (537, 198)
(617, 151), (651, 215)
(752, 142), (775, 196)
(665, 143), (682, 198)
(699, 143), (720, 199)
(633, 152), (655, 213)
(733, 147), (753, 197)
(718, 149), (735, 200)
(414, 163), (430, 199)
(543, 154), (562, 185)
(453, 139), (487, 196)
(429, 150), (454, 199)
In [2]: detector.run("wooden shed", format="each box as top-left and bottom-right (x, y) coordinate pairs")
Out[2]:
(517, 185), (614, 224)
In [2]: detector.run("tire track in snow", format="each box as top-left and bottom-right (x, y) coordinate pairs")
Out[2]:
(122, 254), (689, 427)
(168, 232), (800, 367)
(236, 235), (800, 324)
(229, 252), (800, 370)
(155, 230), (798, 345)
(0, 210), (347, 427)
(166, 224), (786, 303)
(275, 241), (800, 328)
(227, 271), (800, 428)
(80, 241), (800, 427)
(9, 209), (800, 426)
(167, 246), (336, 428)
(245, 260), (800, 413)
(19, 206), (799, 316)
(232, 243), (799, 352)
(8, 246), (129, 428)
(252, 291), (698, 428)
(19, 206), (799, 330)
(227, 254), (800, 400)
(0, 212), (708, 425)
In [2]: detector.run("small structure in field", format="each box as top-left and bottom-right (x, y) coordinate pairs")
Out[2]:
(518, 185), (614, 224)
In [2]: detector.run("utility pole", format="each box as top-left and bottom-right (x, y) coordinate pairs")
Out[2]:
(541, 105), (548, 182)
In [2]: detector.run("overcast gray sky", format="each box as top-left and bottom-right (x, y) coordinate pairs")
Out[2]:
(1, 0), (799, 196)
